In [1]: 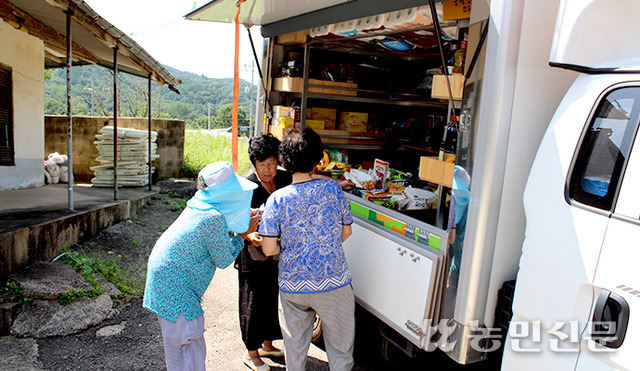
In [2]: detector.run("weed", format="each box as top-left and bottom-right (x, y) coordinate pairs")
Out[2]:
(58, 287), (103, 306)
(16, 296), (38, 314)
(167, 199), (187, 212)
(135, 221), (147, 227)
(151, 195), (161, 200)
(163, 200), (170, 204)
(58, 250), (143, 305)
(159, 189), (168, 194)
(132, 240), (142, 247)
(5, 281), (23, 295)
(168, 192), (179, 198)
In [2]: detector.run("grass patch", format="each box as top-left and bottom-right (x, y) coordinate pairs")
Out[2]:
(3, 281), (38, 314)
(5, 281), (23, 295)
(58, 287), (103, 306)
(182, 131), (252, 178)
(58, 246), (143, 304)
(132, 240), (142, 247)
(135, 221), (147, 227)
(167, 199), (188, 212)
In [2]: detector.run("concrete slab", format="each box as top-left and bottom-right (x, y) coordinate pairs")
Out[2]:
(0, 182), (158, 282)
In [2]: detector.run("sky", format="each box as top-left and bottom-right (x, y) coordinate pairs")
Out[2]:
(84, 0), (265, 83)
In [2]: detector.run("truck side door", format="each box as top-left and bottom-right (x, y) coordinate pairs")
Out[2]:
(574, 85), (640, 371)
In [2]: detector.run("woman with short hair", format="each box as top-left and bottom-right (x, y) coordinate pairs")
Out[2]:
(259, 129), (355, 371)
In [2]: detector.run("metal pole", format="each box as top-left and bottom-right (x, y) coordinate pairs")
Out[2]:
(148, 76), (152, 191)
(113, 45), (119, 200)
(249, 59), (253, 137)
(66, 9), (74, 211)
(90, 80), (94, 116)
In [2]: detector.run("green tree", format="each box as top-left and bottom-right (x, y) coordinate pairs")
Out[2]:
(167, 101), (191, 120)
(213, 104), (247, 129)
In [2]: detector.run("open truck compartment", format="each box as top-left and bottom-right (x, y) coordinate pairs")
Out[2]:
(261, 2), (468, 352)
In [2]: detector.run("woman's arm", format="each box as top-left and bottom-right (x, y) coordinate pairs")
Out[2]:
(261, 236), (280, 256)
(341, 224), (352, 242)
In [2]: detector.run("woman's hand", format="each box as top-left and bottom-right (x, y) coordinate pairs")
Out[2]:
(247, 209), (262, 234)
(246, 232), (262, 247)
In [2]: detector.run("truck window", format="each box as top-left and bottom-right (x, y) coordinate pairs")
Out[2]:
(569, 87), (640, 211)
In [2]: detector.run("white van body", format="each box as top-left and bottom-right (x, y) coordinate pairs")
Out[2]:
(187, 0), (639, 368)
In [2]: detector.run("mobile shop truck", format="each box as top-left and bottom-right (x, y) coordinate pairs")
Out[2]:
(188, 0), (638, 369)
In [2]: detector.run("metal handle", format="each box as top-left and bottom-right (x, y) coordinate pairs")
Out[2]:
(591, 289), (629, 348)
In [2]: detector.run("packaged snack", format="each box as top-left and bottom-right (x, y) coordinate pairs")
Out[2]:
(309, 108), (337, 130)
(338, 112), (368, 132)
(372, 158), (389, 190)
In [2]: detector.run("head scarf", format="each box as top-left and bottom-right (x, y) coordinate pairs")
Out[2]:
(187, 162), (257, 233)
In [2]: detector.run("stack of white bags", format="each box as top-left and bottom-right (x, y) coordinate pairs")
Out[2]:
(91, 126), (158, 187)
(44, 152), (68, 184)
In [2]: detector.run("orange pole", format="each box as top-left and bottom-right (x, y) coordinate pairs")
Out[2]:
(232, 1), (243, 171)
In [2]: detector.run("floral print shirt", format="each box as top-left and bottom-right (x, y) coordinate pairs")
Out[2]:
(259, 179), (353, 293)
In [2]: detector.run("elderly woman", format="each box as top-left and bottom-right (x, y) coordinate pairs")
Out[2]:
(237, 134), (292, 371)
(259, 129), (354, 371)
(143, 161), (259, 371)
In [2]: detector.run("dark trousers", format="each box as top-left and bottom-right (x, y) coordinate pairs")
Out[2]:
(238, 252), (282, 351)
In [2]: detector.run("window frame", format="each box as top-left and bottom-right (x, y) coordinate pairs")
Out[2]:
(0, 63), (15, 167)
(566, 83), (640, 213)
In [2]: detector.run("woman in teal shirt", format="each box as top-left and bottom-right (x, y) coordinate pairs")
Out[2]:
(143, 161), (259, 371)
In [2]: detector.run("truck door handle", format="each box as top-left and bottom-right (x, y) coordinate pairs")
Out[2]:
(591, 289), (629, 348)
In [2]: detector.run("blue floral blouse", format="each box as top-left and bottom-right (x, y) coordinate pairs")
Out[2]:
(143, 207), (243, 321)
(259, 179), (353, 293)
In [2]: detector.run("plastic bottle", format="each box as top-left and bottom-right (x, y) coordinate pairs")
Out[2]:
(453, 40), (467, 74)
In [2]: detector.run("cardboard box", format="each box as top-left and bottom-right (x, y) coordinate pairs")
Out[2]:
(273, 117), (294, 128)
(338, 112), (368, 132)
(431, 74), (464, 100)
(269, 125), (285, 140)
(442, 0), (472, 21)
(273, 77), (303, 93)
(305, 119), (325, 130)
(273, 105), (294, 119)
(276, 29), (309, 45)
(418, 157), (455, 187)
(309, 108), (337, 130)
(308, 79), (358, 96)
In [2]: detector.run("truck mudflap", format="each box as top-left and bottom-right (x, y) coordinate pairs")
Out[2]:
(342, 193), (446, 350)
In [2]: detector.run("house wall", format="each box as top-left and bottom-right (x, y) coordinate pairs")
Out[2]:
(0, 19), (45, 191)
(45, 116), (185, 183)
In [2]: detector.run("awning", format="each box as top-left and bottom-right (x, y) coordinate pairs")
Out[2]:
(186, 0), (433, 37)
(1, 0), (180, 89)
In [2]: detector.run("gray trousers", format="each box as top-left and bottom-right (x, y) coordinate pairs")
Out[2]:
(279, 285), (355, 371)
(158, 313), (206, 371)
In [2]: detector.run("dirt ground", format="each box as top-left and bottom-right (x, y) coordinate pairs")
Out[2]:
(35, 180), (196, 370)
(27, 179), (493, 371)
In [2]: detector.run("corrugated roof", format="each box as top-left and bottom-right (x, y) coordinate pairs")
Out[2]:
(1, 0), (180, 90)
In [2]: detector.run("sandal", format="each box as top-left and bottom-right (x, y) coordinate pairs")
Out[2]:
(243, 357), (271, 371)
(258, 348), (284, 357)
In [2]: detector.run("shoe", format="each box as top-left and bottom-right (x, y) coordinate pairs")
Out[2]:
(243, 357), (271, 371)
(258, 348), (284, 357)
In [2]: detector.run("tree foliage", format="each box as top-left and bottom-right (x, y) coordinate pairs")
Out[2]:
(44, 65), (257, 129)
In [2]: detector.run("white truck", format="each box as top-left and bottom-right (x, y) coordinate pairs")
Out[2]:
(188, 0), (638, 369)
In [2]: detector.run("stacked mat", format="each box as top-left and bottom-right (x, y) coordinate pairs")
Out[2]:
(91, 126), (159, 187)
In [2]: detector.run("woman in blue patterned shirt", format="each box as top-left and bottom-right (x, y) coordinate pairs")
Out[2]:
(143, 161), (259, 371)
(259, 129), (355, 371)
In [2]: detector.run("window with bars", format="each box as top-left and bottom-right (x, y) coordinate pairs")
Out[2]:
(0, 65), (14, 166)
